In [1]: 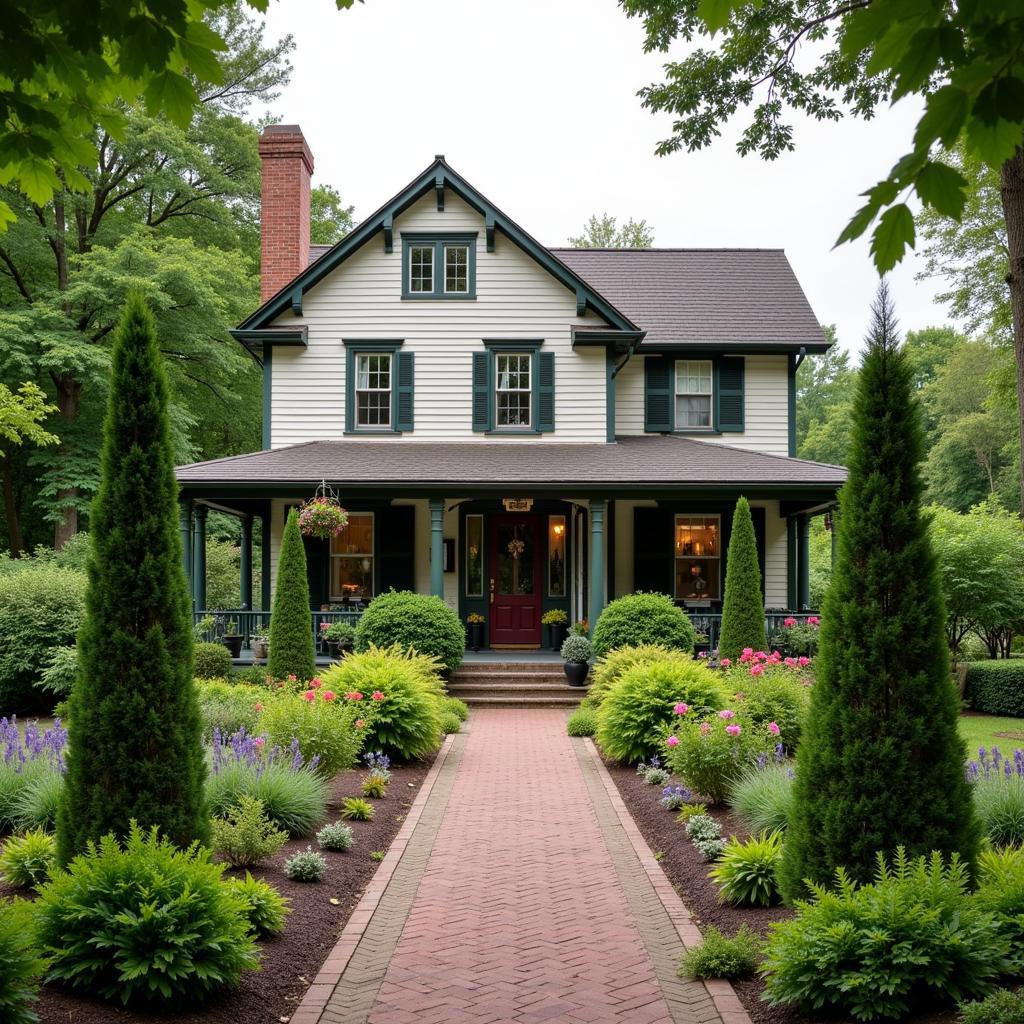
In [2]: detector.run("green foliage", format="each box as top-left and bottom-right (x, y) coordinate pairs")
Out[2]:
(37, 824), (258, 1006)
(441, 696), (469, 722)
(439, 712), (462, 735)
(568, 212), (655, 247)
(966, 661), (1024, 717)
(206, 761), (327, 838)
(780, 286), (980, 901)
(0, 898), (46, 1024)
(340, 797), (374, 822)
(226, 872), (290, 938)
(194, 641), (233, 680)
(0, 565), (86, 713)
(323, 646), (444, 760)
(973, 847), (1024, 973)
(675, 802), (708, 826)
(762, 850), (1008, 1021)
(268, 510), (315, 682)
(323, 620), (356, 646)
(731, 669), (811, 750)
(592, 592), (696, 658)
(684, 813), (725, 861)
(13, 769), (63, 833)
(362, 774), (388, 798)
(709, 831), (783, 907)
(355, 591), (465, 670)
(0, 382), (57, 453)
(560, 634), (593, 662)
(972, 772), (1024, 849)
(0, 762), (47, 834)
(37, 646), (77, 700)
(284, 846), (326, 883)
(589, 644), (678, 706)
(316, 821), (355, 852)
(679, 925), (762, 981)
(0, 829), (56, 888)
(261, 689), (364, 779)
(718, 497), (767, 662)
(729, 763), (794, 836)
(959, 989), (1024, 1024)
(595, 658), (728, 764)
(57, 296), (207, 864)
(205, 538), (243, 611)
(195, 679), (262, 740)
(211, 796), (288, 868)
(566, 706), (597, 737)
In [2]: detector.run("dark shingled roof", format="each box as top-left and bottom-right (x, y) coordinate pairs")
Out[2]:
(176, 435), (845, 489)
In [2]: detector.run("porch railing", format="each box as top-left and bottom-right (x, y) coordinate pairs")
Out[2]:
(688, 612), (818, 653)
(192, 609), (364, 653)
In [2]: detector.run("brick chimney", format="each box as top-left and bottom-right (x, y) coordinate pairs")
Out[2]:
(258, 124), (314, 302)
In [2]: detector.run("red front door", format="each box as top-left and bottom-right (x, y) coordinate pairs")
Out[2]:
(489, 515), (542, 647)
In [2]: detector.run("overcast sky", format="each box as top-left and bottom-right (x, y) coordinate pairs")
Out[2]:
(262, 0), (949, 358)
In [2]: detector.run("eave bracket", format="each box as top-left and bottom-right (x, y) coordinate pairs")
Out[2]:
(383, 214), (393, 254)
(435, 173), (445, 211)
(485, 214), (495, 253)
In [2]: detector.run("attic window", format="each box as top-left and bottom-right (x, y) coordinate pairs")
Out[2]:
(401, 233), (476, 299)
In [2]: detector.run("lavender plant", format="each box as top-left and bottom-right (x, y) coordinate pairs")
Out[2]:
(0, 717), (67, 833)
(363, 752), (392, 784)
(659, 785), (692, 811)
(965, 747), (1024, 848)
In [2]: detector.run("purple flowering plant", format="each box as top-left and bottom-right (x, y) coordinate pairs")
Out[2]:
(0, 716), (68, 773)
(210, 726), (320, 776)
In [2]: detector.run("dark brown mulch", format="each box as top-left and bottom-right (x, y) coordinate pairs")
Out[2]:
(26, 758), (433, 1024)
(607, 764), (959, 1024)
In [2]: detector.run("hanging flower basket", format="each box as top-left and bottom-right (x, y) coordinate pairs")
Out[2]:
(298, 488), (349, 541)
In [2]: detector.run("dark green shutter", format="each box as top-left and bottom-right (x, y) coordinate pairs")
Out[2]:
(537, 351), (555, 432)
(472, 350), (491, 432)
(378, 505), (416, 592)
(633, 507), (674, 595)
(395, 351), (414, 431)
(717, 357), (745, 432)
(644, 357), (673, 432)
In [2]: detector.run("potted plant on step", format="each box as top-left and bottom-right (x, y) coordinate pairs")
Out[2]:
(561, 633), (592, 687)
(323, 620), (356, 659)
(251, 631), (269, 661)
(541, 608), (568, 652)
(220, 618), (242, 658)
(465, 612), (485, 652)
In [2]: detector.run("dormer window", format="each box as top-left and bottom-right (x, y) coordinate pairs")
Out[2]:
(401, 233), (476, 299)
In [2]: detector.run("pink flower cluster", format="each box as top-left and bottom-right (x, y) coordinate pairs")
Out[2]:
(302, 688), (337, 703)
(783, 615), (820, 628)
(738, 647), (811, 676)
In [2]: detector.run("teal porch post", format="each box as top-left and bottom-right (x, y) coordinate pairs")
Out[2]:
(179, 499), (193, 608)
(239, 514), (253, 609)
(830, 507), (838, 568)
(797, 513), (811, 610)
(192, 504), (207, 611)
(589, 499), (606, 630)
(429, 498), (444, 599)
(786, 515), (798, 610)
(260, 509), (272, 611)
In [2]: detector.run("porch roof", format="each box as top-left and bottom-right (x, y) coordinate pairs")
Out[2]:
(175, 436), (845, 493)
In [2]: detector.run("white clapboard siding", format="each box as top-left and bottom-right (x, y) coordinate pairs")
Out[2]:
(269, 192), (605, 447)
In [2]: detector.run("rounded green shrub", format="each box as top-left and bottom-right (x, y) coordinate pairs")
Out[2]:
(591, 593), (696, 659)
(0, 828), (56, 888)
(0, 565), (86, 714)
(441, 696), (469, 721)
(0, 897), (45, 1024)
(261, 689), (364, 779)
(595, 658), (728, 764)
(194, 641), (233, 680)
(589, 644), (677, 706)
(195, 680), (263, 740)
(973, 847), (1024, 973)
(284, 846), (326, 882)
(566, 706), (597, 737)
(679, 925), (761, 981)
(211, 796), (288, 868)
(959, 990), (1024, 1024)
(355, 590), (465, 670)
(206, 760), (328, 838)
(708, 831), (783, 906)
(440, 712), (462, 735)
(227, 872), (290, 938)
(717, 496), (767, 663)
(268, 509), (316, 682)
(37, 824), (258, 1005)
(317, 821), (355, 851)
(730, 669), (811, 750)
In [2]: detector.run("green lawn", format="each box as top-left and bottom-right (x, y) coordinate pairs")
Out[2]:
(959, 714), (1024, 755)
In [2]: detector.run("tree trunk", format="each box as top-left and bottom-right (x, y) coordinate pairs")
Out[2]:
(1, 451), (23, 557)
(53, 373), (81, 550)
(999, 146), (1024, 515)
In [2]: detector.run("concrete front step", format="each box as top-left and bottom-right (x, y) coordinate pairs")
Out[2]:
(448, 660), (590, 707)
(450, 672), (572, 687)
(456, 694), (586, 708)
(449, 683), (589, 698)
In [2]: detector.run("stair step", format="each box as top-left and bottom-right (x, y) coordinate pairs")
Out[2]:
(449, 683), (589, 696)
(450, 674), (573, 686)
(460, 695), (585, 708)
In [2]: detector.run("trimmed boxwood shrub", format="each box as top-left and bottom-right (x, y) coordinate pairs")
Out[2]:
(966, 660), (1024, 717)
(355, 590), (465, 670)
(718, 496), (767, 663)
(194, 641), (233, 680)
(591, 593), (696, 659)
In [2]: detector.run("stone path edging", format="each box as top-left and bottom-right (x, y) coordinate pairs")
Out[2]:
(289, 732), (460, 1024)
(580, 738), (754, 1024)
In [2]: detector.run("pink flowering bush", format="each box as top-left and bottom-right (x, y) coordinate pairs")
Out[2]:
(723, 664), (813, 750)
(769, 617), (821, 657)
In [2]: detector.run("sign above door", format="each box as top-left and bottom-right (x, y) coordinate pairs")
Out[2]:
(502, 498), (534, 512)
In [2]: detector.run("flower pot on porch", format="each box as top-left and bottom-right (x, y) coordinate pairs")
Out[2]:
(221, 634), (242, 658)
(326, 640), (340, 659)
(564, 661), (589, 687)
(549, 622), (567, 653)
(467, 622), (484, 652)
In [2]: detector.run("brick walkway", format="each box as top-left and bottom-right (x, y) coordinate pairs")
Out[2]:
(300, 709), (744, 1024)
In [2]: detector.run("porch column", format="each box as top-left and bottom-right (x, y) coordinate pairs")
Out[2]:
(179, 499), (193, 606)
(589, 499), (606, 630)
(830, 508), (838, 568)
(239, 514), (253, 609)
(192, 504), (207, 611)
(429, 498), (444, 599)
(797, 513), (811, 610)
(786, 515), (798, 610)
(260, 509), (272, 610)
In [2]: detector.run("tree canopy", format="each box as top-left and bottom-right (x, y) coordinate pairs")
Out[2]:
(569, 213), (654, 247)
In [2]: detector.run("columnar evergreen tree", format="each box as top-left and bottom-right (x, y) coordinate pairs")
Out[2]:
(57, 295), (208, 865)
(268, 509), (315, 681)
(778, 283), (980, 902)
(717, 496), (767, 662)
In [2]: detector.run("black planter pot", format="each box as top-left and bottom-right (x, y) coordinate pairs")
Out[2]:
(326, 640), (340, 659)
(467, 622), (485, 652)
(564, 660), (589, 687)
(221, 634), (242, 658)
(549, 622), (567, 653)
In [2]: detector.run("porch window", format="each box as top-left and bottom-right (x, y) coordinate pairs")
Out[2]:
(355, 353), (391, 428)
(674, 515), (720, 601)
(675, 360), (713, 429)
(496, 353), (532, 428)
(330, 512), (374, 601)
(548, 515), (566, 597)
(465, 514), (483, 596)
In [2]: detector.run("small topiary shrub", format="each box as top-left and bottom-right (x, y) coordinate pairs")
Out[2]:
(227, 872), (290, 938)
(588, 644), (676, 706)
(560, 633), (593, 663)
(36, 824), (258, 1005)
(284, 846), (326, 882)
(340, 797), (374, 821)
(261, 688), (365, 779)
(717, 497), (767, 663)
(439, 711), (462, 735)
(959, 989), (1024, 1024)
(268, 509), (316, 681)
(362, 774), (388, 798)
(0, 897), (46, 1024)
(709, 831), (783, 907)
(441, 696), (469, 721)
(0, 829), (56, 888)
(595, 658), (728, 764)
(591, 592), (696, 658)
(316, 821), (355, 851)
(194, 641), (233, 680)
(966, 661), (1024, 716)
(38, 646), (78, 700)
(729, 762), (794, 835)
(679, 925), (761, 981)
(211, 796), (288, 868)
(195, 680), (262, 740)
(355, 590), (465, 670)
(566, 706), (597, 737)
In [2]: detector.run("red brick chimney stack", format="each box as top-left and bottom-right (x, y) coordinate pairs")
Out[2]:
(258, 124), (314, 302)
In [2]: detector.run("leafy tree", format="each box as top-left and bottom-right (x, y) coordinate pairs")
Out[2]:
(569, 213), (655, 247)
(622, 0), (1024, 513)
(57, 294), (208, 865)
(310, 184), (355, 245)
(796, 327), (856, 465)
(778, 282), (980, 901)
(904, 326), (965, 393)
(718, 496), (767, 661)
(268, 510), (314, 681)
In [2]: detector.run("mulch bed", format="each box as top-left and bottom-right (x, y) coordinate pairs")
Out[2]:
(19, 757), (433, 1024)
(607, 763), (959, 1024)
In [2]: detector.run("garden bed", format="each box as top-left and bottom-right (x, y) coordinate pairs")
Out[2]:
(10, 757), (433, 1024)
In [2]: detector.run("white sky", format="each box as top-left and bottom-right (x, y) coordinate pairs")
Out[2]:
(262, 0), (949, 358)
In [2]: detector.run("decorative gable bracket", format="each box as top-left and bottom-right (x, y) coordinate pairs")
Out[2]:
(575, 285), (586, 318)
(289, 285), (302, 316)
(383, 214), (393, 254)
(435, 172), (445, 211)
(485, 214), (495, 253)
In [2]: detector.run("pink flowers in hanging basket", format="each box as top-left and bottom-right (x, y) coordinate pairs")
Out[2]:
(298, 495), (349, 540)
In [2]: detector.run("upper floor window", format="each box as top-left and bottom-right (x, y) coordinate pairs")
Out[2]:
(676, 360), (713, 429)
(355, 353), (391, 429)
(343, 340), (414, 434)
(496, 353), (532, 428)
(401, 233), (476, 299)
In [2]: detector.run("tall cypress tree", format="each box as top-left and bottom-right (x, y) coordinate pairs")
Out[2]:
(717, 495), (767, 662)
(268, 509), (315, 681)
(778, 283), (980, 901)
(57, 295), (208, 865)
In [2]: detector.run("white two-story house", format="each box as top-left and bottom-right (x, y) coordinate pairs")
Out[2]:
(175, 125), (844, 651)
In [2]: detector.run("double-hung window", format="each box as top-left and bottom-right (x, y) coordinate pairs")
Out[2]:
(675, 360), (713, 429)
(344, 340), (412, 434)
(355, 353), (391, 429)
(495, 353), (532, 428)
(402, 234), (476, 298)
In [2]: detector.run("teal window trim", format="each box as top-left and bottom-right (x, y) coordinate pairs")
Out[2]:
(343, 340), (405, 434)
(646, 355), (744, 435)
(401, 232), (477, 299)
(481, 339), (551, 435)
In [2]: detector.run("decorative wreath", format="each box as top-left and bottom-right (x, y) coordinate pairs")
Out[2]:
(298, 481), (349, 541)
(507, 538), (526, 559)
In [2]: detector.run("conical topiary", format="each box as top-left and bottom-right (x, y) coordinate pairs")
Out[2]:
(778, 283), (980, 902)
(57, 294), (208, 865)
(717, 496), (766, 662)
(268, 509), (315, 680)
